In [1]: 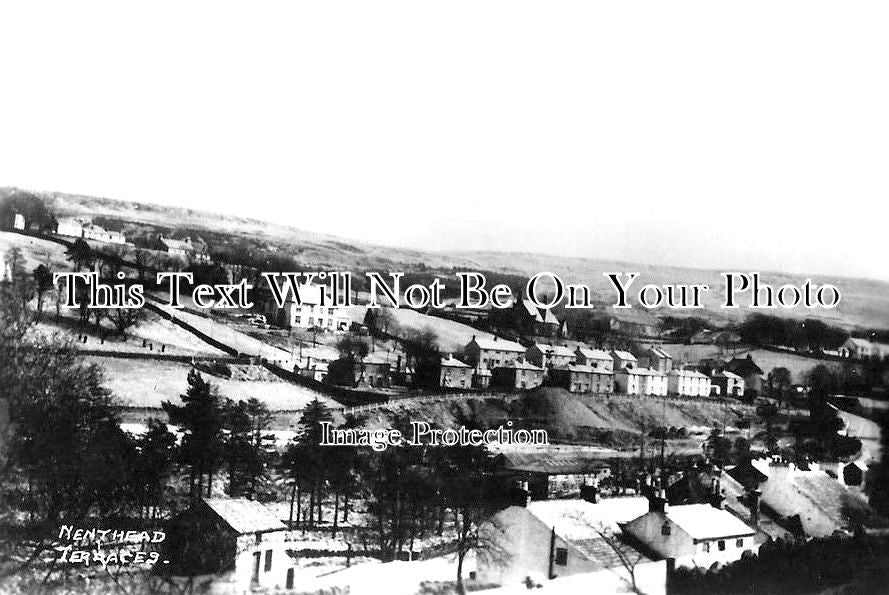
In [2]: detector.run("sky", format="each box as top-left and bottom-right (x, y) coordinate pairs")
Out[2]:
(1, 2), (887, 281)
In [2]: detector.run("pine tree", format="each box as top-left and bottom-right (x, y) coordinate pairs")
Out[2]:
(162, 370), (226, 500)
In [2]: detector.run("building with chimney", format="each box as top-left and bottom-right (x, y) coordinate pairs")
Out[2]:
(621, 486), (758, 568)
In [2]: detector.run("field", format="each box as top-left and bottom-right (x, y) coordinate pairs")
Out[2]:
(88, 355), (340, 413)
(32, 307), (226, 356)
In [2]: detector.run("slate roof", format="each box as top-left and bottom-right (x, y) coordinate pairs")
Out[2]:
(497, 357), (544, 372)
(553, 363), (613, 375)
(203, 498), (286, 534)
(725, 356), (764, 377)
(610, 350), (637, 362)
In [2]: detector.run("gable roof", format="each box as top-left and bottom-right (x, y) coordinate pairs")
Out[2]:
(520, 299), (559, 325)
(497, 357), (544, 371)
(530, 343), (575, 358)
(725, 356), (764, 376)
(610, 350), (637, 362)
(202, 498), (286, 534)
(467, 336), (526, 353)
(575, 347), (612, 361)
(440, 354), (470, 368)
(498, 451), (612, 475)
(648, 347), (672, 360)
(663, 504), (755, 540)
(554, 363), (613, 376)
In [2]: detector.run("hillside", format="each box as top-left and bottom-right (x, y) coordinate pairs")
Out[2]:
(5, 186), (889, 330)
(361, 389), (767, 454)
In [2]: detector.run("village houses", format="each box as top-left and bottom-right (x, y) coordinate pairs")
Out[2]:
(610, 349), (638, 371)
(574, 347), (614, 371)
(56, 217), (127, 244)
(491, 357), (545, 390)
(710, 371), (745, 397)
(550, 363), (614, 394)
(464, 335), (526, 370)
(525, 343), (576, 369)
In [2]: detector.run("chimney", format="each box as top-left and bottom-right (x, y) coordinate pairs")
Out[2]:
(648, 489), (667, 513)
(710, 478), (724, 509)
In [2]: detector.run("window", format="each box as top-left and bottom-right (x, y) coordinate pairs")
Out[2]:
(718, 541), (726, 551)
(255, 533), (262, 545)
(661, 523), (671, 536)
(702, 542), (710, 553)
(555, 548), (568, 566)
(264, 549), (273, 572)
(736, 538), (744, 548)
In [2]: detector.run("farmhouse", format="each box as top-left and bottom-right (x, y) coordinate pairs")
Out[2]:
(328, 355), (390, 388)
(56, 217), (85, 238)
(839, 337), (889, 360)
(574, 347), (614, 371)
(491, 357), (545, 390)
(491, 298), (560, 337)
(56, 217), (126, 244)
(439, 354), (472, 389)
(621, 491), (758, 568)
(464, 335), (526, 370)
(525, 343), (576, 369)
(261, 283), (350, 332)
(550, 364), (613, 394)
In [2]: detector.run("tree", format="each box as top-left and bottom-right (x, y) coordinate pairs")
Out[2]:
(224, 398), (275, 499)
(162, 370), (227, 500)
(31, 264), (53, 322)
(131, 418), (177, 520)
(767, 367), (792, 405)
(756, 402), (780, 453)
(439, 440), (502, 593)
(282, 398), (334, 527)
(66, 237), (94, 271)
(403, 328), (441, 388)
(103, 306), (144, 335)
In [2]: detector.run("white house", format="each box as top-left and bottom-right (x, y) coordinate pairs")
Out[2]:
(668, 369), (712, 397)
(13, 213), (25, 230)
(614, 367), (643, 395)
(262, 284), (350, 332)
(839, 337), (889, 360)
(621, 495), (758, 569)
(56, 217), (86, 238)
(637, 367), (669, 396)
(478, 498), (666, 593)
